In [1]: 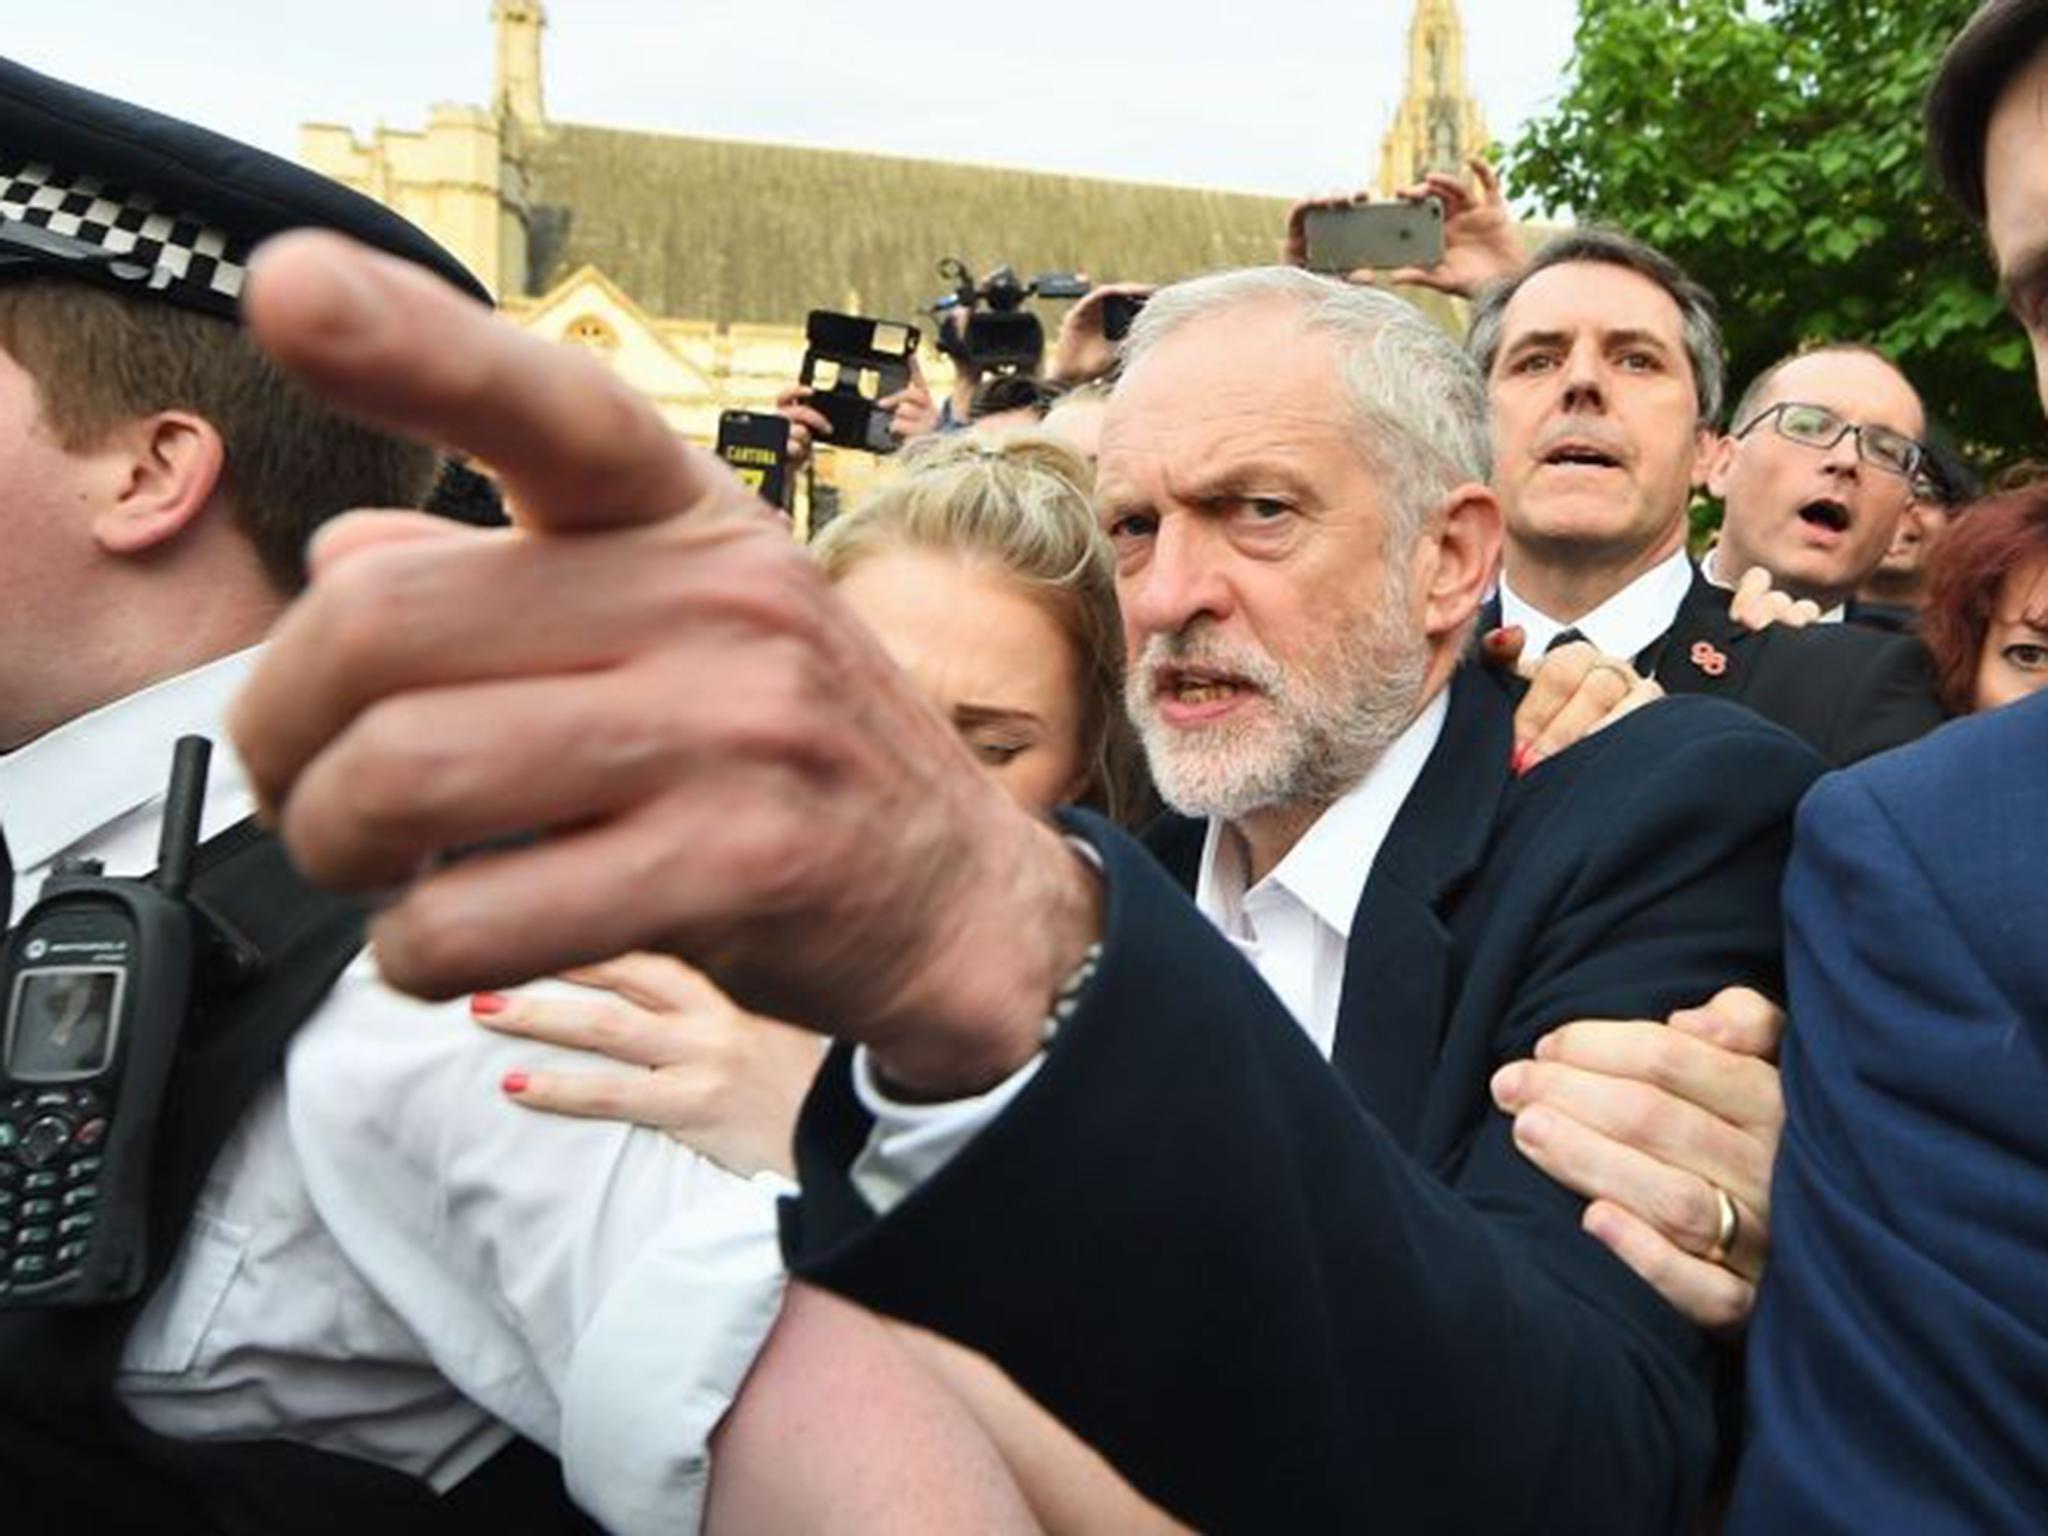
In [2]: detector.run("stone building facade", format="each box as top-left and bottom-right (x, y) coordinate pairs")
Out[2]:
(299, 3), (1483, 509)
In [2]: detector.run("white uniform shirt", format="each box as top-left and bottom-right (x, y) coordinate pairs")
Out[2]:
(851, 688), (1450, 1210)
(1499, 544), (1698, 659)
(0, 650), (786, 1535)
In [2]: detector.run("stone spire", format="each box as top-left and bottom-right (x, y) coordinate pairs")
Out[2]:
(1377, 0), (1490, 192)
(492, 0), (546, 125)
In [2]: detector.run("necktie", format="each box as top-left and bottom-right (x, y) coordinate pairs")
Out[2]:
(1544, 626), (1588, 654)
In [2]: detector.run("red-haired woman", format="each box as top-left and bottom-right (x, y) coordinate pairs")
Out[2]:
(1921, 479), (2048, 714)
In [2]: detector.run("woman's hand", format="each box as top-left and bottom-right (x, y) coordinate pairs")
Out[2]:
(473, 953), (827, 1179)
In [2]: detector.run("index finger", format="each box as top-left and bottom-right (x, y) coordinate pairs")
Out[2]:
(1533, 1017), (1782, 1130)
(245, 230), (704, 535)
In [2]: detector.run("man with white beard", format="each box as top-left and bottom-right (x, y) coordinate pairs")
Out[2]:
(779, 268), (1821, 1528)
(231, 257), (1820, 1529)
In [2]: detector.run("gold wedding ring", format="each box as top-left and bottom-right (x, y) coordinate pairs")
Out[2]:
(1706, 1184), (1740, 1266)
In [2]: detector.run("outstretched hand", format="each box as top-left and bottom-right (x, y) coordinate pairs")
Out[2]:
(475, 953), (825, 1179)
(1380, 157), (1525, 296)
(1729, 565), (1825, 631)
(1282, 158), (1523, 297)
(230, 231), (1100, 1098)
(1048, 283), (1154, 386)
(1484, 626), (1665, 774)
(1492, 987), (1786, 1330)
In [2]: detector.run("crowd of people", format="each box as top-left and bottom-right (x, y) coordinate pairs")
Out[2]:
(1, 1), (2045, 1531)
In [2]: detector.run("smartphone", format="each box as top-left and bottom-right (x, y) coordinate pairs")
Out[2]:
(1301, 200), (1445, 274)
(1100, 292), (1148, 343)
(716, 410), (792, 509)
(799, 312), (921, 455)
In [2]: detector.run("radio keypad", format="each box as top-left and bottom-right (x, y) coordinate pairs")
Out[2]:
(0, 1085), (114, 1282)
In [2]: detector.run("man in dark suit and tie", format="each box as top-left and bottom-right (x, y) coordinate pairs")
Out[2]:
(1730, 4), (2048, 1527)
(1469, 230), (1943, 766)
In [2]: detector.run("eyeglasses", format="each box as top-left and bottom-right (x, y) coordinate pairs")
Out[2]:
(1734, 401), (1925, 481)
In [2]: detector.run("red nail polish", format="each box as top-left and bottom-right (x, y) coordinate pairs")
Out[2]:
(472, 992), (507, 1016)
(1510, 744), (1531, 777)
(502, 1071), (529, 1095)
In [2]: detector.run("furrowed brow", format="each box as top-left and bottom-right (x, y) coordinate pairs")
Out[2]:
(1606, 329), (1676, 356)
(1501, 329), (1571, 359)
(1189, 462), (1319, 504)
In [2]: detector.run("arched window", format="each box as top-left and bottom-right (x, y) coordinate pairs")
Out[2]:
(565, 314), (618, 352)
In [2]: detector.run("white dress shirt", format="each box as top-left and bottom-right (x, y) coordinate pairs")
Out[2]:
(1699, 542), (1846, 623)
(850, 688), (1451, 1211)
(1192, 689), (1448, 1058)
(1499, 544), (1697, 659)
(0, 651), (785, 1535)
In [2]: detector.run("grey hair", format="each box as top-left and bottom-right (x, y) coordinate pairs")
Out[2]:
(1117, 266), (1493, 549)
(1465, 227), (1727, 427)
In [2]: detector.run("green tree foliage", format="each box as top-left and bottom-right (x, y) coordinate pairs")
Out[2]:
(1509, 0), (2031, 477)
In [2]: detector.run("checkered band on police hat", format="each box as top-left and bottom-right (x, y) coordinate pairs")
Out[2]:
(0, 153), (248, 310)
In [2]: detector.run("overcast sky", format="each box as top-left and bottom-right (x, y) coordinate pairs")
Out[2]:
(7, 1), (1581, 201)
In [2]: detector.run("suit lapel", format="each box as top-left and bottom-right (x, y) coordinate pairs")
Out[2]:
(1141, 811), (1205, 893)
(1329, 666), (1511, 1149)
(1646, 567), (1755, 701)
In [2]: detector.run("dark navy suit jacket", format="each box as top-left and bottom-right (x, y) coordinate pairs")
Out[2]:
(1730, 693), (2048, 1533)
(784, 665), (1822, 1533)
(1484, 568), (1941, 768)
(1651, 570), (1941, 766)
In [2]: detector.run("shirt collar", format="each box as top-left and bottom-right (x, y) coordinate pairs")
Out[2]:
(1195, 686), (1451, 941)
(1499, 544), (1694, 659)
(0, 648), (261, 875)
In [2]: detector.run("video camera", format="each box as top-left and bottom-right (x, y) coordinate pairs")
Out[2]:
(928, 257), (1089, 374)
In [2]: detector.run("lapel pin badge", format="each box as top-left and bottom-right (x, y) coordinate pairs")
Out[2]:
(1689, 640), (1729, 678)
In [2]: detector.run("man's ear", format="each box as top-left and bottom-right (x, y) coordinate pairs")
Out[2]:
(1700, 429), (1735, 495)
(1416, 482), (1504, 642)
(89, 410), (227, 557)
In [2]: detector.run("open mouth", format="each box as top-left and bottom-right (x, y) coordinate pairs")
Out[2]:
(1796, 498), (1852, 534)
(1543, 444), (1624, 470)
(1156, 666), (1258, 708)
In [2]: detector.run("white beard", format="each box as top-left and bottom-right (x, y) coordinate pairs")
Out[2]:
(1126, 570), (1430, 824)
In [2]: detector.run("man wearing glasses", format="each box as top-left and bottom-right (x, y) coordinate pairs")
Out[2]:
(1703, 345), (1931, 617)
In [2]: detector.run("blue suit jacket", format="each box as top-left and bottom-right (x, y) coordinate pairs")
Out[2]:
(785, 665), (1822, 1533)
(1731, 692), (2048, 1533)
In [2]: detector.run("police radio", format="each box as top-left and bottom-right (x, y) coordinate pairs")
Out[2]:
(0, 736), (213, 1306)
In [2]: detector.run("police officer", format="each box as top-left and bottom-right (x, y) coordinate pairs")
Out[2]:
(0, 56), (781, 1535)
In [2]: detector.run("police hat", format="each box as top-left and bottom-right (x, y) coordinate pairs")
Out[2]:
(0, 53), (487, 321)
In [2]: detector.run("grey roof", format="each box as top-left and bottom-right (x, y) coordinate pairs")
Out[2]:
(521, 123), (1294, 328)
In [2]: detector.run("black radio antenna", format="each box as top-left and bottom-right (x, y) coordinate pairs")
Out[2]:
(154, 736), (212, 901)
